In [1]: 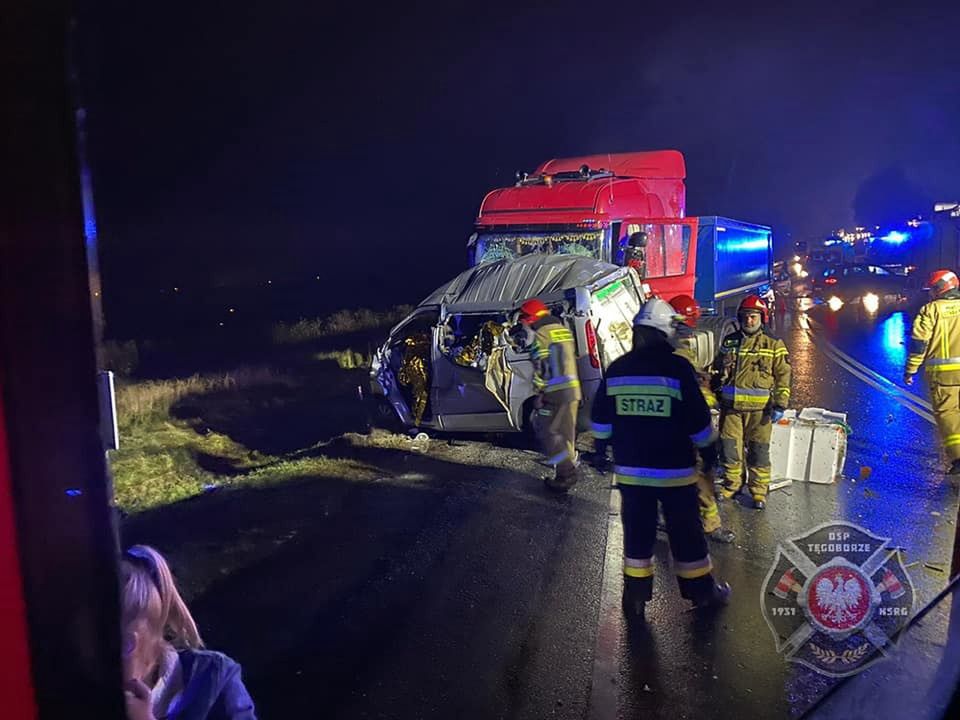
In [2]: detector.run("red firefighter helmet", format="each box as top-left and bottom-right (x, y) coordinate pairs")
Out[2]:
(518, 298), (550, 324)
(738, 294), (769, 323)
(928, 269), (960, 298)
(668, 294), (701, 327)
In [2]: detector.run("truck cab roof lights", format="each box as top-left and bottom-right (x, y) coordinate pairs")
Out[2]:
(513, 165), (615, 187)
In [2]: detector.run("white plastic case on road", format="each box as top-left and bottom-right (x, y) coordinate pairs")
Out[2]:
(770, 407), (849, 485)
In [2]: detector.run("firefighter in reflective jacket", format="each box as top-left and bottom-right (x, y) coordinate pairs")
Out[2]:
(591, 298), (731, 618)
(713, 295), (791, 510)
(519, 298), (582, 491)
(669, 295), (735, 544)
(904, 269), (960, 475)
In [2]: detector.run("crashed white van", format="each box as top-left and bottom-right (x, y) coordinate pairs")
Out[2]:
(369, 255), (647, 433)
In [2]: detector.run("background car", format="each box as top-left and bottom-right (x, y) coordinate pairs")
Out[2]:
(812, 263), (915, 314)
(772, 260), (792, 298)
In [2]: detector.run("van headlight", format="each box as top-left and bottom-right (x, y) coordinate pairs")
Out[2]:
(862, 293), (880, 314)
(828, 296), (844, 312)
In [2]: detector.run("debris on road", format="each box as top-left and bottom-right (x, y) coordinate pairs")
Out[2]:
(410, 432), (431, 453)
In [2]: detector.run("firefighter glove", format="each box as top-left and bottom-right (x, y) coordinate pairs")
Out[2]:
(903, 373), (914, 386)
(770, 406), (786, 422)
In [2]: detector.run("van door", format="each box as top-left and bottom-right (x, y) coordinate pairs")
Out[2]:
(498, 333), (536, 430)
(589, 273), (644, 369)
(501, 299), (572, 433)
(372, 306), (439, 428)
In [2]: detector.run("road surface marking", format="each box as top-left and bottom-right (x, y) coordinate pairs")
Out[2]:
(801, 314), (935, 424)
(588, 482), (622, 720)
(803, 314), (931, 410)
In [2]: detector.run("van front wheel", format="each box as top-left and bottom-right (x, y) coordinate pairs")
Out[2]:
(366, 396), (406, 433)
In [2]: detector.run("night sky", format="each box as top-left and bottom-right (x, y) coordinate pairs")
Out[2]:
(83, 1), (960, 334)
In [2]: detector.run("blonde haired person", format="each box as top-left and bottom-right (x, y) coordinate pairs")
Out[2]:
(121, 545), (256, 720)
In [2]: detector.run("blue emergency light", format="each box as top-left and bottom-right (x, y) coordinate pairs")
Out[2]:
(882, 231), (909, 245)
(717, 236), (769, 253)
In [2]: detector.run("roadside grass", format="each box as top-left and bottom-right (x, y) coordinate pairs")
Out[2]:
(116, 367), (284, 426)
(108, 303), (414, 512)
(272, 305), (412, 345)
(111, 351), (376, 513)
(313, 349), (370, 369)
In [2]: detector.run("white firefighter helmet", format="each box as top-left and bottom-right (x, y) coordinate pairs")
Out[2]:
(633, 297), (682, 339)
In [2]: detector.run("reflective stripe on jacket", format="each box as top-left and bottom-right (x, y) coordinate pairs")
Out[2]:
(713, 328), (791, 411)
(906, 294), (960, 385)
(531, 317), (582, 402)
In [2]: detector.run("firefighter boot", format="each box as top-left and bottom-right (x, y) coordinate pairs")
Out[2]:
(707, 528), (736, 544)
(543, 473), (576, 492)
(693, 581), (732, 610)
(621, 581), (647, 620)
(543, 464), (581, 493)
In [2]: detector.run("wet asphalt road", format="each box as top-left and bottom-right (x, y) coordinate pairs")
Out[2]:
(129, 302), (960, 719)
(612, 303), (959, 720)
(159, 439), (615, 720)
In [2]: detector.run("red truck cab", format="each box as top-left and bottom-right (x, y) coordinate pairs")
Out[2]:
(468, 151), (699, 300)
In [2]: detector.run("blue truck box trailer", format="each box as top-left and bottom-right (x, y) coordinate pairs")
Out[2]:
(695, 216), (773, 317)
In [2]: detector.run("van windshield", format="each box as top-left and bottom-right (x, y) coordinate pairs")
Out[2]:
(473, 229), (603, 265)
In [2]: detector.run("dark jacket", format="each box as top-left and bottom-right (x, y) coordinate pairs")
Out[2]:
(590, 339), (715, 487)
(171, 650), (256, 720)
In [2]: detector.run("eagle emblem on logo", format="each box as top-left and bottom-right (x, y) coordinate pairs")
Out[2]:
(761, 521), (914, 677)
